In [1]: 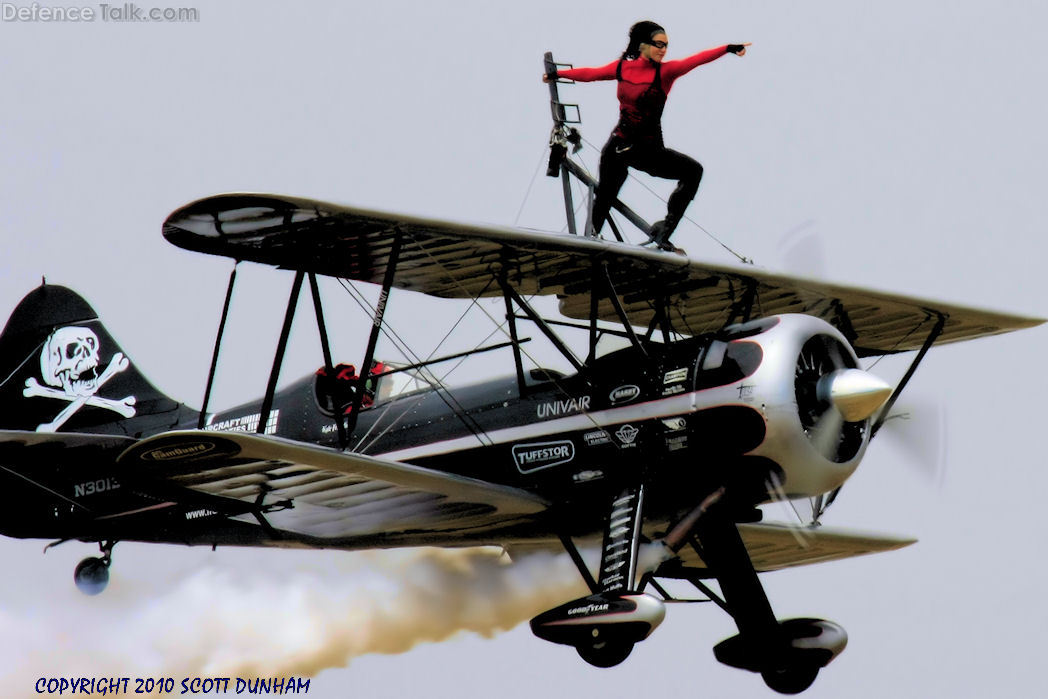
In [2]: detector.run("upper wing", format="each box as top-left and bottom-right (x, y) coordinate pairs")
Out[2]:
(118, 430), (548, 544)
(163, 193), (1043, 355)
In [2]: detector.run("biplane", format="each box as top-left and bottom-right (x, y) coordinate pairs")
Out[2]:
(0, 60), (1041, 695)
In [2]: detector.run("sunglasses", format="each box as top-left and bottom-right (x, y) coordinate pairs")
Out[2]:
(648, 40), (668, 49)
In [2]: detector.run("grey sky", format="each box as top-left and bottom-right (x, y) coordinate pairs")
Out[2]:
(1, 1), (1046, 697)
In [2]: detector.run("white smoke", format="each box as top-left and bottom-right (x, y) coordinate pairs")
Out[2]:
(2, 546), (590, 688)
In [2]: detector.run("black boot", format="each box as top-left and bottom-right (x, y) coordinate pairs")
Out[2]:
(649, 216), (684, 254)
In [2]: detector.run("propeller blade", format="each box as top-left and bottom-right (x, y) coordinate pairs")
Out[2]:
(776, 221), (826, 278)
(878, 398), (948, 485)
(817, 369), (892, 422)
(809, 405), (844, 461)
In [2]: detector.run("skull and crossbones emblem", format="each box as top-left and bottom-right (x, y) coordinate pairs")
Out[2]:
(23, 326), (137, 432)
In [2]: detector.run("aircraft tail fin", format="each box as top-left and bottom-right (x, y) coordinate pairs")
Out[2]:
(0, 284), (190, 434)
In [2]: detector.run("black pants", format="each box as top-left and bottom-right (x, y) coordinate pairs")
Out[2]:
(590, 135), (703, 237)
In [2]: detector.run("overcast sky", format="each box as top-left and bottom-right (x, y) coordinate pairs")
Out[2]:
(1, 1), (1046, 697)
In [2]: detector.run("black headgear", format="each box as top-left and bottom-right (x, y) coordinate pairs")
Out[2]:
(622, 20), (666, 60)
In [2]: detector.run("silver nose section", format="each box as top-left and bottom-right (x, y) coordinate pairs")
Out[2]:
(816, 369), (892, 422)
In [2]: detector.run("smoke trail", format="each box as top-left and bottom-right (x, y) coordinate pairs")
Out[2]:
(2, 546), (591, 687)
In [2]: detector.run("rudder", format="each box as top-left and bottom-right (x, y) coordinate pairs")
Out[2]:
(0, 284), (190, 434)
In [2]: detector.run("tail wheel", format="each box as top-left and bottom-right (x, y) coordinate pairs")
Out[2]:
(73, 556), (110, 596)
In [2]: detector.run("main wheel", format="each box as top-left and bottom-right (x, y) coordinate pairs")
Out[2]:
(73, 556), (109, 596)
(761, 665), (819, 695)
(576, 639), (634, 668)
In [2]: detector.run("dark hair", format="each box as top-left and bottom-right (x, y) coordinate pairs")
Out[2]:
(621, 20), (666, 60)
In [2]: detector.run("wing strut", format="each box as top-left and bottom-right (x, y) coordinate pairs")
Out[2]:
(501, 271), (528, 395)
(309, 273), (347, 448)
(346, 231), (402, 441)
(499, 280), (584, 374)
(870, 311), (946, 437)
(199, 262), (238, 429)
(259, 270), (304, 434)
(598, 262), (647, 357)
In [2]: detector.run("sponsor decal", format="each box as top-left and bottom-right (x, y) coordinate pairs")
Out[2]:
(536, 395), (591, 419)
(185, 508), (218, 520)
(615, 424), (639, 445)
(584, 429), (611, 446)
(512, 440), (575, 473)
(23, 326), (137, 432)
(204, 410), (280, 435)
(568, 603), (610, 616)
(666, 435), (689, 452)
(662, 417), (687, 432)
(140, 441), (216, 461)
(572, 469), (605, 483)
(609, 384), (640, 404)
(73, 477), (120, 498)
(737, 384), (755, 401)
(663, 368), (688, 385)
(662, 384), (685, 396)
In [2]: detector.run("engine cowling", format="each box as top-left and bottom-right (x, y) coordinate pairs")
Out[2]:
(690, 314), (890, 498)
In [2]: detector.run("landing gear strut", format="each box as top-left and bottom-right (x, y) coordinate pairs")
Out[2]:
(532, 484), (665, 668)
(74, 541), (115, 595)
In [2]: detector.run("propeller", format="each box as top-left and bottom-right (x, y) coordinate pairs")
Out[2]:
(875, 396), (949, 486)
(778, 226), (945, 477)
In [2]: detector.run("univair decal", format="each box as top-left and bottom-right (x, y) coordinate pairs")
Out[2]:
(23, 326), (137, 432)
(511, 440), (575, 473)
(536, 395), (591, 419)
(609, 385), (640, 404)
(615, 424), (639, 446)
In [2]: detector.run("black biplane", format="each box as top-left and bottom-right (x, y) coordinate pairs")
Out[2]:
(0, 60), (1041, 695)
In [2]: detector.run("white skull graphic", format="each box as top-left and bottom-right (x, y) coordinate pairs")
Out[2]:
(41, 326), (101, 396)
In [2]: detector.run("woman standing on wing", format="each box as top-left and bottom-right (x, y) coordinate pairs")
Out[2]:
(544, 21), (749, 253)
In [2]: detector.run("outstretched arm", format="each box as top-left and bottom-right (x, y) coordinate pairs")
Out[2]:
(661, 43), (751, 81)
(542, 59), (619, 83)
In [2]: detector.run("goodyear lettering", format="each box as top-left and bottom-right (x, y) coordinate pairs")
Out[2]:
(567, 603), (610, 616)
(536, 396), (591, 419)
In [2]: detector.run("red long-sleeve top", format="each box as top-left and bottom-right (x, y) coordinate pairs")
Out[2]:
(557, 46), (729, 145)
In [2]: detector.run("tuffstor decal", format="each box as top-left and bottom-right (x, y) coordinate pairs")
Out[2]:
(512, 440), (575, 473)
